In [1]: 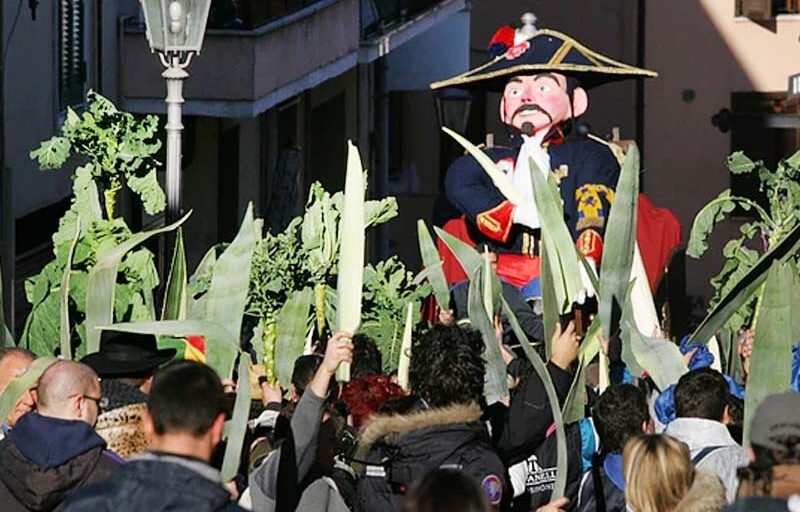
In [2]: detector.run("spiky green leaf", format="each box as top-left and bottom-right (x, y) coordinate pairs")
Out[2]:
(221, 355), (252, 481)
(275, 288), (313, 389)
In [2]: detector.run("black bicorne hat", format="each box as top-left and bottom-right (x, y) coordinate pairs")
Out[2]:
(81, 331), (177, 378)
(431, 28), (657, 92)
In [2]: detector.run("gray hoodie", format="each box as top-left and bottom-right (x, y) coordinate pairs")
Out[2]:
(665, 418), (749, 504)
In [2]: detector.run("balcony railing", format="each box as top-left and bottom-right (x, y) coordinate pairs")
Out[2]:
(361, 0), (447, 37)
(207, 0), (330, 30)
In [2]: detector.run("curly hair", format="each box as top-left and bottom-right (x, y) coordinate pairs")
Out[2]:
(340, 374), (405, 428)
(410, 325), (485, 408)
(593, 384), (649, 454)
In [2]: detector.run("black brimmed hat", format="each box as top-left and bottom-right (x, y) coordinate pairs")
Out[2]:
(81, 331), (176, 378)
(431, 28), (657, 92)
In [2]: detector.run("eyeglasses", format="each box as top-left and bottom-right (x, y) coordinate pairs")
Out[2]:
(71, 394), (110, 410)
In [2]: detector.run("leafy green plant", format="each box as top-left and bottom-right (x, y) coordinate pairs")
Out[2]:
(687, 150), (800, 333)
(30, 91), (165, 219)
(360, 257), (431, 372)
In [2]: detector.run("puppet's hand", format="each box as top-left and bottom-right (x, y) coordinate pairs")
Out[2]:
(512, 202), (540, 229)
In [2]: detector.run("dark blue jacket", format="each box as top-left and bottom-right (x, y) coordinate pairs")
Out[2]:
(63, 452), (245, 512)
(444, 137), (620, 257)
(0, 412), (121, 512)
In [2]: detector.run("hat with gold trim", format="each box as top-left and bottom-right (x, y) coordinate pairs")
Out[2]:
(431, 16), (657, 91)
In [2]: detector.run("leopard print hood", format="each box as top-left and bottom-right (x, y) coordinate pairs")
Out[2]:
(95, 403), (148, 460)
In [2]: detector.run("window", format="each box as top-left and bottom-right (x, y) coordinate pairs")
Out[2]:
(59, 0), (87, 110)
(736, 0), (800, 19)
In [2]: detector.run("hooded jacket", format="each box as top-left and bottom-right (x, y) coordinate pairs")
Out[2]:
(0, 413), (121, 512)
(62, 452), (245, 512)
(674, 471), (728, 512)
(665, 418), (749, 504)
(354, 403), (507, 512)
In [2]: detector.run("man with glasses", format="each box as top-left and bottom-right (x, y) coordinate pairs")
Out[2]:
(0, 360), (121, 512)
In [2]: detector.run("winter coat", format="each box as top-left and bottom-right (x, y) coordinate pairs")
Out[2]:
(665, 418), (749, 503)
(247, 388), (349, 512)
(94, 380), (148, 460)
(354, 403), (508, 512)
(0, 413), (121, 512)
(576, 453), (627, 512)
(62, 452), (245, 512)
(725, 463), (800, 512)
(674, 471), (728, 512)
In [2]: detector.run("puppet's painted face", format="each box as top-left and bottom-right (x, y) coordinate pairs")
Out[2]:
(500, 73), (587, 137)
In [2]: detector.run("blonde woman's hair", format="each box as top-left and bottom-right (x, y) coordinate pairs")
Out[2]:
(623, 434), (694, 512)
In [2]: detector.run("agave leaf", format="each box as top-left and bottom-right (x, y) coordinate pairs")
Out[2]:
(417, 220), (450, 308)
(540, 242), (557, 359)
(187, 245), (218, 319)
(468, 266), (508, 405)
(501, 295), (568, 499)
(275, 288), (313, 389)
(397, 302), (415, 391)
(690, 220), (800, 344)
(104, 320), (238, 378)
(743, 262), (796, 446)
(529, 158), (582, 312)
(335, 142), (366, 382)
(442, 127), (524, 205)
(0, 357), (56, 422)
(202, 204), (256, 357)
(84, 212), (191, 355)
(598, 144), (639, 339)
(433, 226), (483, 279)
(161, 228), (187, 321)
(60, 219), (81, 359)
(562, 318), (602, 423)
(221, 355), (252, 481)
(621, 282), (688, 391)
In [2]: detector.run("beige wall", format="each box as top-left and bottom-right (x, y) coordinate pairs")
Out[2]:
(644, 0), (800, 299)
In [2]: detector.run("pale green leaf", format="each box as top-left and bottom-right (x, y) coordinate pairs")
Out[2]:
(85, 212), (191, 355)
(335, 142), (366, 382)
(467, 266), (508, 405)
(221, 355), (252, 481)
(562, 318), (602, 423)
(30, 137), (71, 169)
(598, 144), (639, 339)
(417, 220), (450, 308)
(727, 151), (756, 175)
(433, 226), (483, 278)
(202, 204), (257, 373)
(275, 288), (313, 389)
(687, 191), (737, 259)
(60, 219), (81, 359)
(743, 262), (796, 446)
(127, 168), (166, 215)
(161, 229), (188, 321)
(396, 302), (415, 391)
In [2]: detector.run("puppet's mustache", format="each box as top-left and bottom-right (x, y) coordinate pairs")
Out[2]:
(512, 105), (553, 136)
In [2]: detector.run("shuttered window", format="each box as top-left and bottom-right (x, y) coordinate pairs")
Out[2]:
(59, 0), (86, 110)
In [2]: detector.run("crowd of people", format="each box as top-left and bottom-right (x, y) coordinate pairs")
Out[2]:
(0, 312), (798, 512)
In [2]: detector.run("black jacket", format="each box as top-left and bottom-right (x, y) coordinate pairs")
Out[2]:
(576, 453), (627, 512)
(355, 403), (508, 512)
(63, 452), (245, 512)
(0, 413), (121, 512)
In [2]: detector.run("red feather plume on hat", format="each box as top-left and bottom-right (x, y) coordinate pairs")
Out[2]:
(488, 25), (516, 58)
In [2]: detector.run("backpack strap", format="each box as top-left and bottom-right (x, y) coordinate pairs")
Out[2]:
(591, 453), (607, 512)
(691, 446), (724, 466)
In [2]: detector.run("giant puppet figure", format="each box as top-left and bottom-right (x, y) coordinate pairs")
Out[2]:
(432, 18), (658, 297)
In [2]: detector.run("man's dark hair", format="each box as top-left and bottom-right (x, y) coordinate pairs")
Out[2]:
(147, 360), (228, 436)
(291, 354), (322, 396)
(404, 468), (489, 512)
(410, 325), (484, 408)
(674, 368), (729, 421)
(593, 384), (649, 454)
(0, 347), (34, 365)
(351, 334), (383, 380)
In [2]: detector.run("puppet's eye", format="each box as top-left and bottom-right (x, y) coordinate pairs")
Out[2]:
(538, 84), (552, 93)
(508, 88), (522, 97)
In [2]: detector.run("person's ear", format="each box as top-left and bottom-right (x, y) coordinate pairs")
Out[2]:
(291, 385), (300, 402)
(570, 87), (588, 118)
(140, 375), (155, 394)
(29, 388), (38, 405)
(142, 409), (156, 440)
(722, 404), (732, 425)
(210, 413), (226, 445)
(747, 446), (755, 463)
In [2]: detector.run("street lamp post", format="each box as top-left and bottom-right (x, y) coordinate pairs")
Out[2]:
(139, 0), (212, 226)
